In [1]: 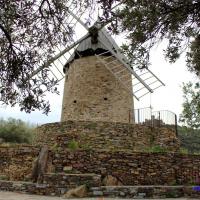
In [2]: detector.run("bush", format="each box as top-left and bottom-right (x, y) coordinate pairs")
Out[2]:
(0, 118), (35, 144)
(145, 145), (167, 153)
(67, 140), (79, 150)
(178, 126), (200, 154)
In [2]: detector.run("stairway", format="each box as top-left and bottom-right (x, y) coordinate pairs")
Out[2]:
(0, 173), (101, 196)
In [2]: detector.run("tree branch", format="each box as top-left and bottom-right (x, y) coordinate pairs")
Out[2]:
(0, 23), (12, 48)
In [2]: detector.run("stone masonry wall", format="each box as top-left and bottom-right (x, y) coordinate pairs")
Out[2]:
(0, 146), (39, 181)
(52, 149), (200, 186)
(35, 120), (180, 152)
(0, 146), (200, 186)
(61, 56), (134, 123)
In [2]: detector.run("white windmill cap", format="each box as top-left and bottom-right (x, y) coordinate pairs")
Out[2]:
(63, 31), (112, 73)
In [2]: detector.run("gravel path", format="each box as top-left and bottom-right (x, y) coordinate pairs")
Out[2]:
(0, 191), (198, 200)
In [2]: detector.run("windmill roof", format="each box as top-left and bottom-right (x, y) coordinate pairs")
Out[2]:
(63, 31), (113, 73)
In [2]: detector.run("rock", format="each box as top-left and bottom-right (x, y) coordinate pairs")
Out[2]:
(63, 166), (73, 172)
(102, 175), (123, 186)
(93, 190), (103, 196)
(63, 185), (88, 198)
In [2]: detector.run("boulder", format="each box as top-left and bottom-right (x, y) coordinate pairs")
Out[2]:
(102, 175), (123, 186)
(63, 185), (88, 198)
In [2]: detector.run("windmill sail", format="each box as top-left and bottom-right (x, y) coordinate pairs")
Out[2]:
(96, 28), (165, 99)
(27, 2), (164, 100)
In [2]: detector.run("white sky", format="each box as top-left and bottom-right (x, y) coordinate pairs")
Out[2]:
(0, 30), (196, 125)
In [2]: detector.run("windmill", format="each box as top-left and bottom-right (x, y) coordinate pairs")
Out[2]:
(27, 1), (165, 124)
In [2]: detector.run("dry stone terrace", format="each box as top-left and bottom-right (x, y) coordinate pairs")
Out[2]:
(35, 120), (180, 152)
(0, 120), (199, 198)
(1, 146), (200, 186)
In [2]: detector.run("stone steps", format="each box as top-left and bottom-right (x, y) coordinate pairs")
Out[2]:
(42, 173), (101, 188)
(0, 173), (101, 196)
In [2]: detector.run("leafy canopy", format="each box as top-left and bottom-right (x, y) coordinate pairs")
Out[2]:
(0, 0), (96, 114)
(0, 118), (35, 144)
(1, 0), (200, 113)
(180, 82), (200, 128)
(178, 126), (200, 154)
(108, 0), (200, 72)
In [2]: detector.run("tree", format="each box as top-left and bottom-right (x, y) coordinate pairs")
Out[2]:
(0, 0), (97, 114)
(178, 126), (200, 154)
(180, 82), (200, 128)
(0, 118), (35, 143)
(1, 0), (200, 113)
(106, 0), (200, 72)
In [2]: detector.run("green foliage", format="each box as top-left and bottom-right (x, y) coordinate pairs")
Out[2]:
(145, 145), (167, 153)
(180, 82), (200, 128)
(149, 135), (155, 145)
(67, 140), (79, 150)
(178, 126), (200, 154)
(0, 175), (8, 181)
(106, 0), (200, 74)
(179, 147), (189, 154)
(187, 36), (200, 76)
(0, 118), (35, 144)
(0, 0), (96, 113)
(1, 0), (200, 112)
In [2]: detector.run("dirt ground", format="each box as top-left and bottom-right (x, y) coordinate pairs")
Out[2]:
(0, 191), (198, 200)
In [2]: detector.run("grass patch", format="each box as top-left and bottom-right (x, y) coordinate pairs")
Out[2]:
(67, 140), (79, 151)
(144, 145), (167, 153)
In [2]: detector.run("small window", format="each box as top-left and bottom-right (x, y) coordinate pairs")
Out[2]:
(104, 97), (108, 101)
(73, 100), (77, 103)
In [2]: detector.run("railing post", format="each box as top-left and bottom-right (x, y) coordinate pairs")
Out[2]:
(175, 114), (178, 136)
(158, 111), (161, 127)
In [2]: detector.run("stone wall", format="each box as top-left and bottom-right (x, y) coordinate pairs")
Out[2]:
(0, 146), (39, 181)
(61, 56), (134, 123)
(51, 149), (200, 185)
(35, 120), (180, 152)
(0, 145), (200, 186)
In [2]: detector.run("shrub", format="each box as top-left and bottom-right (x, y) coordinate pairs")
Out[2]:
(0, 118), (35, 144)
(145, 145), (167, 153)
(67, 140), (79, 150)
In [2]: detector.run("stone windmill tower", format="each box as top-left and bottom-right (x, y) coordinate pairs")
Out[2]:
(27, 5), (164, 124)
(61, 28), (135, 123)
(60, 23), (164, 123)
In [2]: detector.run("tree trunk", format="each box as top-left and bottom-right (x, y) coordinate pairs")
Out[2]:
(31, 145), (49, 183)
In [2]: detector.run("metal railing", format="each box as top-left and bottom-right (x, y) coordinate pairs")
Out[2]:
(131, 107), (178, 135)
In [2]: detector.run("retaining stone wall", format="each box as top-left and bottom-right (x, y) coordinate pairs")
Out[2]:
(35, 120), (180, 152)
(52, 149), (200, 185)
(0, 146), (39, 181)
(0, 146), (200, 186)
